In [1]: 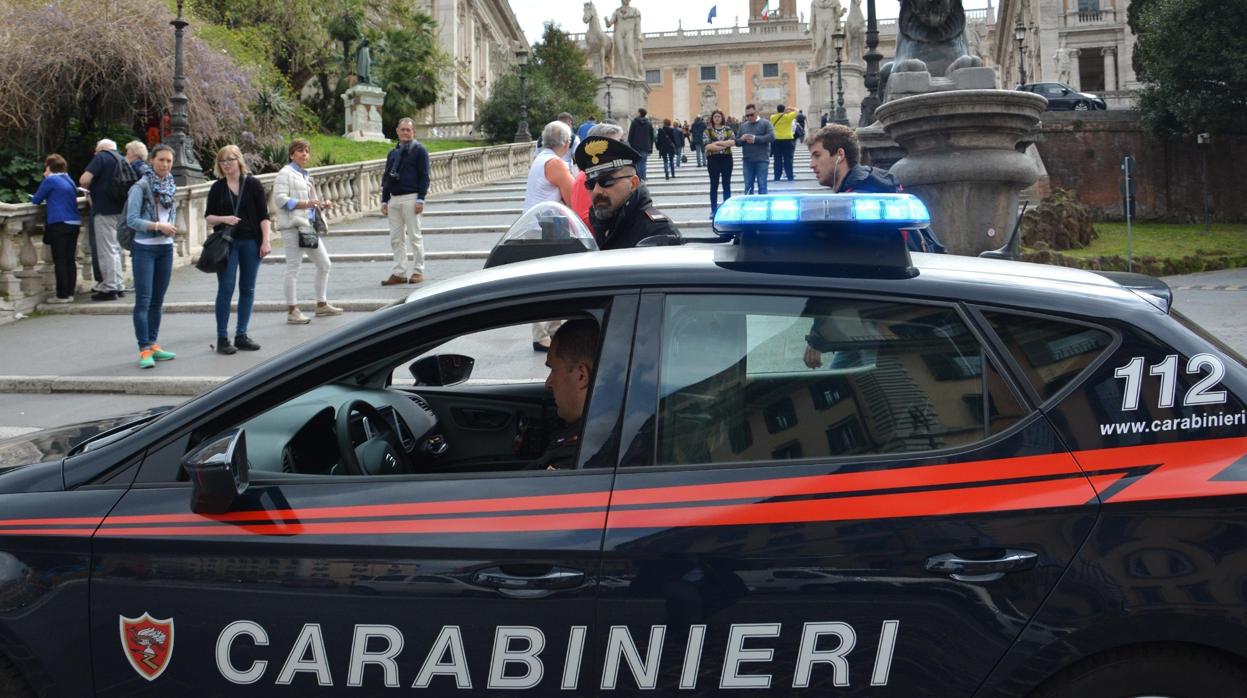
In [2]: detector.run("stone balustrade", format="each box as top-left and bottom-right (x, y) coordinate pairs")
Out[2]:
(0, 141), (534, 312)
(415, 121), (483, 140)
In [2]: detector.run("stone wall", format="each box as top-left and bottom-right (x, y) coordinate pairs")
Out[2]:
(1035, 111), (1247, 222)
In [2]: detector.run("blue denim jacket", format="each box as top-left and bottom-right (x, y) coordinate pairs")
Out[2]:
(125, 178), (176, 240)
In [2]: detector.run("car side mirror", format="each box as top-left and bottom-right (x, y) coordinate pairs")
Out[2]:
(411, 354), (475, 386)
(183, 429), (249, 514)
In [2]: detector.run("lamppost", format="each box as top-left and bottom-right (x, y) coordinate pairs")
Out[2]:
(167, 0), (203, 184)
(605, 76), (613, 122)
(858, 0), (882, 126)
(514, 47), (532, 143)
(833, 32), (849, 125)
(1014, 16), (1028, 86)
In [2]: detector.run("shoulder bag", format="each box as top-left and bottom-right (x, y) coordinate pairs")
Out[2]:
(116, 181), (155, 252)
(196, 176), (245, 273)
(302, 177), (328, 247)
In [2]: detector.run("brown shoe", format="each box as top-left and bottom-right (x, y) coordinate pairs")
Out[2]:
(381, 275), (407, 286)
(409, 273), (424, 284)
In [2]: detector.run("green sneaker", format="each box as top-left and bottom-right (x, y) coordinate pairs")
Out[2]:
(150, 345), (176, 361)
(138, 350), (155, 369)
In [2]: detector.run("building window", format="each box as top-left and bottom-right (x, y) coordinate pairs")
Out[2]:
(762, 63), (780, 78)
(700, 65), (717, 82)
(1077, 0), (1100, 12)
(763, 398), (798, 434)
(645, 69), (662, 85)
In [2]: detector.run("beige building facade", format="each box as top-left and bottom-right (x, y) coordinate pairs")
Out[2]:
(994, 0), (1139, 108)
(574, 3), (997, 125)
(413, 0), (526, 136)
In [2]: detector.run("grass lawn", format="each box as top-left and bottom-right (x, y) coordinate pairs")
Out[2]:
(303, 135), (487, 166)
(1061, 222), (1247, 260)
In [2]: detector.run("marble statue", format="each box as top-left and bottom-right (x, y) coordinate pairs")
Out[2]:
(700, 84), (718, 117)
(605, 0), (643, 79)
(846, 0), (866, 64)
(809, 0), (844, 68)
(355, 36), (372, 85)
(967, 17), (989, 65)
(1055, 47), (1076, 85)
(881, 0), (984, 97)
(583, 1), (612, 77)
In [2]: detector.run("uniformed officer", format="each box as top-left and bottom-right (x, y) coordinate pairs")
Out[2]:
(529, 319), (599, 470)
(574, 137), (683, 249)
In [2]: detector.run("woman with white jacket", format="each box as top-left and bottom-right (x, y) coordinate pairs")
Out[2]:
(271, 139), (341, 324)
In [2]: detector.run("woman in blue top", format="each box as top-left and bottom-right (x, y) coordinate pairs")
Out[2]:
(124, 144), (179, 369)
(30, 154), (82, 303)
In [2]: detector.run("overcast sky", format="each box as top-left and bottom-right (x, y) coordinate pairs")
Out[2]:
(514, 0), (998, 45)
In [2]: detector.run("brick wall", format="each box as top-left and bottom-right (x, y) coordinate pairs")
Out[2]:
(1034, 111), (1247, 222)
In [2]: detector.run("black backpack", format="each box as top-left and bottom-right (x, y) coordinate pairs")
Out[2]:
(106, 150), (140, 202)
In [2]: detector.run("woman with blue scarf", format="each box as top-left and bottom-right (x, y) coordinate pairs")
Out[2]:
(124, 144), (179, 369)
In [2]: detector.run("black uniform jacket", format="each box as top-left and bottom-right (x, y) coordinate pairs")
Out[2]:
(589, 187), (684, 250)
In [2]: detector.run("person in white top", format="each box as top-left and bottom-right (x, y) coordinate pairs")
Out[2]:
(272, 139), (343, 325)
(522, 120), (575, 351)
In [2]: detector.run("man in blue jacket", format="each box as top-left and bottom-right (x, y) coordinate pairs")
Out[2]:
(380, 118), (431, 285)
(733, 104), (775, 195)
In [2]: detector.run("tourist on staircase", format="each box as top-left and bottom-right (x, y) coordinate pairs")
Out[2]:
(205, 144), (271, 355)
(380, 117), (431, 286)
(273, 139), (342, 325)
(703, 110), (735, 216)
(657, 119), (678, 180)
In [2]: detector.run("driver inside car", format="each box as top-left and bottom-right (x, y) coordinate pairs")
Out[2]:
(528, 319), (599, 471)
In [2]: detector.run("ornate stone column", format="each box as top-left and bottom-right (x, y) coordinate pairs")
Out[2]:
(1101, 47), (1118, 91)
(672, 65), (690, 123)
(728, 63), (746, 116)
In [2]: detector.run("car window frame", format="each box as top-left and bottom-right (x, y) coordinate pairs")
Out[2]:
(618, 288), (1038, 472)
(132, 291), (640, 486)
(966, 304), (1123, 411)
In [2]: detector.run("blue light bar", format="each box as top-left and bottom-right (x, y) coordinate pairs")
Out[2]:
(713, 193), (930, 232)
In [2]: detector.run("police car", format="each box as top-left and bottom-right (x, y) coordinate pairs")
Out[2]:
(1, 194), (1246, 697)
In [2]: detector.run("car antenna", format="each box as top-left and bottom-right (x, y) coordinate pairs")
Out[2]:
(979, 200), (1030, 260)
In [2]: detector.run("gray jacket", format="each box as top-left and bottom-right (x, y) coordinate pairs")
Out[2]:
(733, 117), (775, 162)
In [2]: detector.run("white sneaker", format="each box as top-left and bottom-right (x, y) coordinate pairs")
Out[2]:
(315, 303), (344, 317)
(44, 296), (71, 305)
(287, 309), (311, 325)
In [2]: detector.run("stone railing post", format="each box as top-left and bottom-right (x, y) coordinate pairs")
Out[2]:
(0, 219), (23, 300)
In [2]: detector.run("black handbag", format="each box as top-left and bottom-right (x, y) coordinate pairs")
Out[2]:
(309, 177), (329, 237)
(196, 176), (245, 273)
(297, 229), (319, 249)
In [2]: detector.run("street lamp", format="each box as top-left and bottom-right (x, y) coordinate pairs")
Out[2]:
(858, 0), (881, 126)
(1014, 16), (1028, 86)
(605, 76), (613, 122)
(167, 0), (203, 184)
(833, 32), (849, 125)
(514, 47), (532, 143)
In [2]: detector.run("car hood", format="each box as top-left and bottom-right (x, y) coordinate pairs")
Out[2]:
(0, 408), (172, 469)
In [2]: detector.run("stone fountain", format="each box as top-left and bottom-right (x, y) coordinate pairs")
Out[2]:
(857, 0), (1047, 255)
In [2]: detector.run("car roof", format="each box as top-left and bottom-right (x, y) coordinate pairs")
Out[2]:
(405, 244), (1152, 320)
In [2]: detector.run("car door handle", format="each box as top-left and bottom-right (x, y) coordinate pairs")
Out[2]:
(925, 550), (1038, 582)
(471, 565), (585, 598)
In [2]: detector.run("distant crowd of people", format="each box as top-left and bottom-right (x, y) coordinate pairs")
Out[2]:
(26, 118), (440, 368)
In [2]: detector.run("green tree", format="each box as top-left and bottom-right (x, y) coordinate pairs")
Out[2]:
(371, 10), (449, 135)
(1133, 0), (1247, 136)
(476, 24), (599, 142)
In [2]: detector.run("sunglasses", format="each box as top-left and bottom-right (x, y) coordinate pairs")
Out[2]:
(218, 156), (239, 163)
(584, 173), (633, 191)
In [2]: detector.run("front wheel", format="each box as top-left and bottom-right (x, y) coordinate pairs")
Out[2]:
(1031, 645), (1247, 698)
(1073, 100), (1091, 111)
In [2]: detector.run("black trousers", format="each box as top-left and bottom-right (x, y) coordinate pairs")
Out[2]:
(707, 156), (733, 214)
(44, 222), (80, 298)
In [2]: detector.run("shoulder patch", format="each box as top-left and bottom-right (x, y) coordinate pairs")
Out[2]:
(643, 207), (669, 222)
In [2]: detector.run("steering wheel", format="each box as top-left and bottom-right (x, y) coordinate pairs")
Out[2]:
(335, 399), (412, 476)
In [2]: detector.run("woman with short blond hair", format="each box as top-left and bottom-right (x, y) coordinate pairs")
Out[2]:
(205, 144), (271, 353)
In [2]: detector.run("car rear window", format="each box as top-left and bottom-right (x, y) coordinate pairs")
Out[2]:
(983, 311), (1113, 401)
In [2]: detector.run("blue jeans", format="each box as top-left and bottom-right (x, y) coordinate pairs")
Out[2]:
(636, 155), (649, 180)
(131, 242), (173, 351)
(216, 238), (260, 338)
(661, 152), (677, 178)
(708, 155), (733, 214)
(693, 142), (705, 166)
(742, 160), (768, 195)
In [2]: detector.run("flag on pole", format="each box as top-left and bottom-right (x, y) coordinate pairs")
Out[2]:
(761, 0), (771, 20)
(707, 4), (717, 23)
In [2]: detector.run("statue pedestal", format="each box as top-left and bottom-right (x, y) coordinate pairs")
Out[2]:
(598, 76), (650, 124)
(342, 84), (387, 142)
(875, 89), (1047, 256)
(855, 122), (905, 171)
(808, 63), (867, 127)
